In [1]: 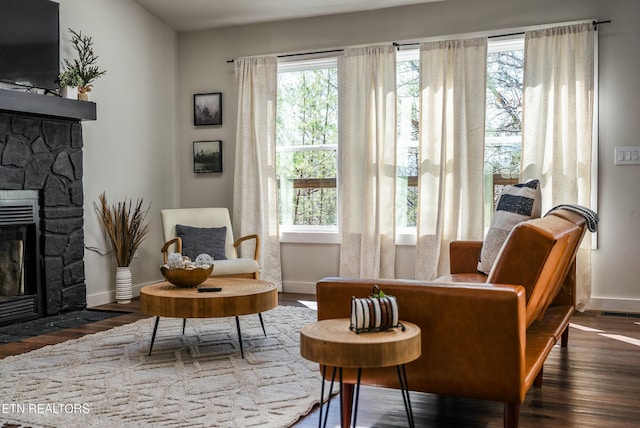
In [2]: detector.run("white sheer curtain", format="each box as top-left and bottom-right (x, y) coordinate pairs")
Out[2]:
(338, 45), (397, 279)
(415, 38), (488, 280)
(521, 23), (595, 310)
(233, 56), (283, 289)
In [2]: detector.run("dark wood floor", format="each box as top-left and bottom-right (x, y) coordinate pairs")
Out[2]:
(1, 294), (639, 427)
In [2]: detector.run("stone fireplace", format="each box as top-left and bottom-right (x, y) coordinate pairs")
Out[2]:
(0, 89), (96, 325)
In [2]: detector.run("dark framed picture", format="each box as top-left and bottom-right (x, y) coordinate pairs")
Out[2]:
(193, 92), (222, 126)
(193, 140), (222, 173)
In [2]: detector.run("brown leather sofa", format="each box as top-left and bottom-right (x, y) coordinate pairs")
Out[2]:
(315, 208), (589, 428)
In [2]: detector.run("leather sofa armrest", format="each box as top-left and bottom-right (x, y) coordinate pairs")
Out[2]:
(450, 241), (483, 274)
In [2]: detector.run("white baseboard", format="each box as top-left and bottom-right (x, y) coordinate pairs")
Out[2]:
(282, 281), (316, 295)
(86, 282), (149, 308)
(589, 297), (640, 314)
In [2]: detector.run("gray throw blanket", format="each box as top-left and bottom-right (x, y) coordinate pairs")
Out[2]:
(545, 204), (599, 233)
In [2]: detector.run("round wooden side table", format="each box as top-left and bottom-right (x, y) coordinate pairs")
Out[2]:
(300, 318), (421, 428)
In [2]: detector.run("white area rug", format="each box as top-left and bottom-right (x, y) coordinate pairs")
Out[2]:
(0, 305), (322, 428)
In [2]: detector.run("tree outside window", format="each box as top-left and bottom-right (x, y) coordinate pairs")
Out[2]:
(275, 39), (524, 232)
(396, 53), (420, 228)
(484, 40), (524, 223)
(276, 65), (338, 227)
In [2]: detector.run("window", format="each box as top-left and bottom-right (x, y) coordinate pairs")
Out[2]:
(396, 50), (420, 230)
(484, 38), (525, 226)
(276, 59), (338, 233)
(393, 42), (525, 232)
(276, 38), (525, 240)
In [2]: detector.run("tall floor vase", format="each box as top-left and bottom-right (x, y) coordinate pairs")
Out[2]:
(115, 266), (133, 304)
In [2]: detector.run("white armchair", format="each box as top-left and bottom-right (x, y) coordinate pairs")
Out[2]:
(160, 208), (260, 279)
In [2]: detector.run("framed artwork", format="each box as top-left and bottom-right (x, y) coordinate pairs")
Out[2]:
(193, 140), (222, 173)
(193, 92), (222, 126)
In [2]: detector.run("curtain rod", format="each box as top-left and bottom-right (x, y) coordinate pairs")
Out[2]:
(485, 19), (612, 38)
(227, 20), (611, 61)
(393, 20), (612, 48)
(227, 49), (343, 63)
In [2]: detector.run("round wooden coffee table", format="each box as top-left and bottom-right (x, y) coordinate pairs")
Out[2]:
(140, 278), (277, 357)
(300, 318), (421, 428)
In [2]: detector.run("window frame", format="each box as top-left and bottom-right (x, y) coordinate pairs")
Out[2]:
(395, 49), (420, 245)
(277, 58), (340, 243)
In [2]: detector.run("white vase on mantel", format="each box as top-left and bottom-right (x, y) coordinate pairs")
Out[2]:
(115, 266), (133, 304)
(60, 86), (78, 100)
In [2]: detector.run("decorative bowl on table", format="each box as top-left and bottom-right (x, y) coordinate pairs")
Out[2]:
(160, 265), (214, 288)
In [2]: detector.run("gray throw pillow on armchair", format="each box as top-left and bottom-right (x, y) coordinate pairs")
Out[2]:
(176, 224), (228, 260)
(477, 179), (542, 274)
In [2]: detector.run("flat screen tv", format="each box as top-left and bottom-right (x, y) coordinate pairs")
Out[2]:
(0, 0), (60, 92)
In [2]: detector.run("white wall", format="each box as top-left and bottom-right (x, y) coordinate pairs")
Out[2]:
(591, 0), (640, 312)
(57, 0), (179, 306)
(174, 0), (640, 312)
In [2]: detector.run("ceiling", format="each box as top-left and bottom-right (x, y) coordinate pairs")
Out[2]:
(134, 0), (444, 32)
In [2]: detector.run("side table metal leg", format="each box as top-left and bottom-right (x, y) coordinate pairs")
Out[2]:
(182, 318), (187, 335)
(318, 365), (327, 428)
(148, 316), (160, 356)
(235, 316), (244, 359)
(317, 366), (337, 428)
(339, 368), (343, 427)
(258, 313), (266, 337)
(352, 368), (362, 428)
(397, 364), (415, 428)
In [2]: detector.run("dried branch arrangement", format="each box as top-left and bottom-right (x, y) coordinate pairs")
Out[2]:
(94, 192), (151, 267)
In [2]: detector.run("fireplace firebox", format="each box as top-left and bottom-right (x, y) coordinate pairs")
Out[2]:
(0, 190), (43, 325)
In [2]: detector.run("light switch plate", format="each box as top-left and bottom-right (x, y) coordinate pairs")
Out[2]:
(614, 146), (640, 165)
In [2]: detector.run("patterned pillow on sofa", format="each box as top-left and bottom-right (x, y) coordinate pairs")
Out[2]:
(477, 179), (542, 274)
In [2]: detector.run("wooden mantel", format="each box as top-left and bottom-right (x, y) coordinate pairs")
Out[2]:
(0, 88), (96, 121)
